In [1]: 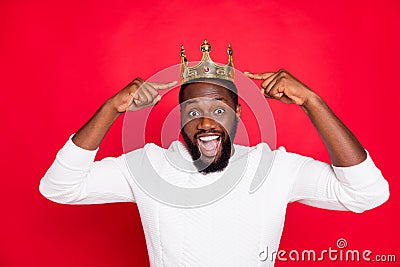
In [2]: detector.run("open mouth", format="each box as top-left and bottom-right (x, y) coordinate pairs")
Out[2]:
(196, 134), (222, 159)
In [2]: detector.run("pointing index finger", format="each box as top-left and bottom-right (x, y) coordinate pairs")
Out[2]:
(148, 80), (178, 90)
(244, 71), (275, 80)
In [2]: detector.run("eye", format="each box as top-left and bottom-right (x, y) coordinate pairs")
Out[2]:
(188, 110), (200, 117)
(214, 108), (225, 115)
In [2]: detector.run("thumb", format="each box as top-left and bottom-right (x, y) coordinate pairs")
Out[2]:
(244, 71), (275, 80)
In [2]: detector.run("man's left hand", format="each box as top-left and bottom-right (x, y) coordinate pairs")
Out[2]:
(245, 69), (314, 106)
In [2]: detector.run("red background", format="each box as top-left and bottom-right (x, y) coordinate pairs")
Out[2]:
(1, 0), (399, 266)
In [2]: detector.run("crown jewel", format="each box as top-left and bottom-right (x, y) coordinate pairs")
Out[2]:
(180, 40), (234, 83)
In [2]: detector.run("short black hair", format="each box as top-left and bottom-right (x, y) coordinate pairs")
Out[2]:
(179, 78), (238, 105)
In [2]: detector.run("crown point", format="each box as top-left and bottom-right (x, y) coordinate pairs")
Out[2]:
(181, 40), (234, 83)
(200, 39), (211, 52)
(227, 44), (233, 56)
(180, 45), (186, 59)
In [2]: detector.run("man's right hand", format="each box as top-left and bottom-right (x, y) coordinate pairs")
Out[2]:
(72, 77), (177, 150)
(110, 78), (177, 113)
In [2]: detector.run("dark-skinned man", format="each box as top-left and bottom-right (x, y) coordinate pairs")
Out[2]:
(40, 40), (389, 266)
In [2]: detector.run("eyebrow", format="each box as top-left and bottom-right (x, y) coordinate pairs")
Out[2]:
(185, 97), (228, 105)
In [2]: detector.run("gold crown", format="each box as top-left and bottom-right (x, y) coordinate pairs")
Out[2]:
(180, 40), (234, 83)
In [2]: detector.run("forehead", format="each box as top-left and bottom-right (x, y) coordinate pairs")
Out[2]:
(181, 82), (234, 103)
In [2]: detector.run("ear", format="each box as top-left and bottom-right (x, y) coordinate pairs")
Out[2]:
(235, 104), (241, 118)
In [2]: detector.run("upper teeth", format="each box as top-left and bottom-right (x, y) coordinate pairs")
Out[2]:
(199, 135), (219, 141)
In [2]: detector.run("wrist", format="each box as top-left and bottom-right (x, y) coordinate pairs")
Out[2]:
(103, 98), (122, 118)
(301, 91), (325, 116)
(301, 91), (324, 113)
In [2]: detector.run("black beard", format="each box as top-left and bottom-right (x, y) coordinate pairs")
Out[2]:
(180, 119), (238, 175)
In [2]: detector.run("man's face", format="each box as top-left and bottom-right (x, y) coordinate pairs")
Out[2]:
(180, 82), (241, 174)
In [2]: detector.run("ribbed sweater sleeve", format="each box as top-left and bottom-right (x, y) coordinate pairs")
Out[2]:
(286, 149), (390, 213)
(39, 135), (136, 204)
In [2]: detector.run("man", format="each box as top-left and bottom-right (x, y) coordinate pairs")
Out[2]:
(39, 40), (389, 266)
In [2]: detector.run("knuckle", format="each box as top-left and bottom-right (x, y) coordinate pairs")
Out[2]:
(277, 76), (287, 83)
(278, 69), (287, 74)
(132, 78), (144, 87)
(130, 79), (142, 89)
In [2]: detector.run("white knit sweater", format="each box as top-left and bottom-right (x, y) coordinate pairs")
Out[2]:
(39, 136), (389, 266)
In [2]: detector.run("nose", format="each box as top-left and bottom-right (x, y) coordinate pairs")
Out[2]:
(197, 116), (217, 131)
